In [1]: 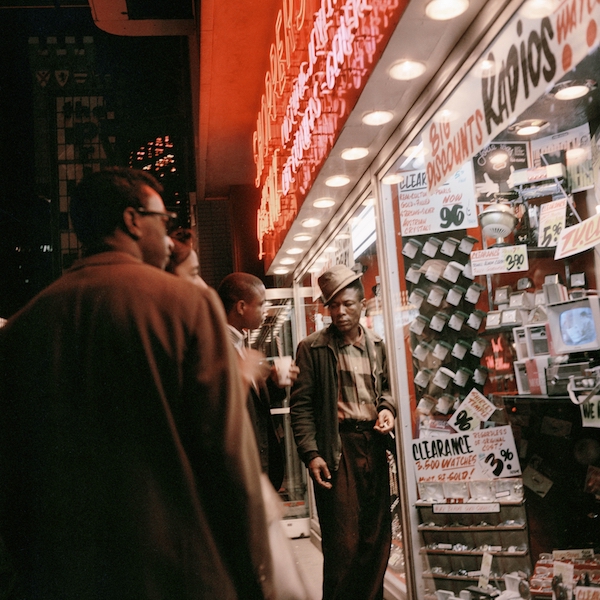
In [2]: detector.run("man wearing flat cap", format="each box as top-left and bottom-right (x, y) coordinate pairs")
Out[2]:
(290, 264), (396, 600)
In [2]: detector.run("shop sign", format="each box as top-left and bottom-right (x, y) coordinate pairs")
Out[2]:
(471, 244), (529, 275)
(555, 211), (600, 259)
(396, 161), (478, 236)
(412, 425), (521, 483)
(254, 0), (407, 263)
(423, 0), (600, 196)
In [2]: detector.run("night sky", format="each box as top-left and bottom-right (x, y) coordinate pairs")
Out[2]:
(0, 8), (191, 317)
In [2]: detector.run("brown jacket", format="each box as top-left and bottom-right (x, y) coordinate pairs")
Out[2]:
(0, 252), (274, 600)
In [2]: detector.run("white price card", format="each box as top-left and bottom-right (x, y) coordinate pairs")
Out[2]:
(448, 389), (496, 433)
(538, 198), (567, 248)
(471, 245), (529, 276)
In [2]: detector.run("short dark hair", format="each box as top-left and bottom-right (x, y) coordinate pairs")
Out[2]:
(217, 272), (264, 314)
(70, 167), (163, 250)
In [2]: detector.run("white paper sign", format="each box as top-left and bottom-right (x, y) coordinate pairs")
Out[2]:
(448, 389), (497, 433)
(471, 245), (529, 276)
(575, 587), (600, 600)
(397, 162), (478, 236)
(423, 2), (600, 195)
(538, 198), (567, 248)
(555, 212), (600, 259)
(412, 425), (521, 483)
(580, 395), (600, 429)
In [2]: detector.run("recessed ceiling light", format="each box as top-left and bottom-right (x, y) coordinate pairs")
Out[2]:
(302, 218), (321, 228)
(308, 266), (322, 273)
(313, 197), (336, 208)
(433, 108), (459, 123)
(280, 257), (296, 265)
(425, 0), (469, 20)
(324, 246), (337, 253)
(552, 79), (596, 100)
(341, 147), (369, 160)
(273, 267), (290, 275)
(337, 232), (351, 240)
(507, 119), (549, 136)
(403, 145), (428, 158)
(382, 173), (404, 185)
(293, 233), (312, 242)
(325, 175), (350, 187)
(389, 60), (427, 81)
(477, 59), (496, 78)
(362, 110), (394, 126)
(362, 197), (376, 207)
(286, 247), (303, 255)
(519, 0), (559, 18)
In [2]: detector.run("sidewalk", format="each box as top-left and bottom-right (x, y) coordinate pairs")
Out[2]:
(290, 535), (323, 600)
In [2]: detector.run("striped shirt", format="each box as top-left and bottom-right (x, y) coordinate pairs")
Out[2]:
(336, 327), (378, 422)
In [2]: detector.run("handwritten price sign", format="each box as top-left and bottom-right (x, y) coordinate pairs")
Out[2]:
(538, 198), (567, 248)
(471, 245), (529, 276)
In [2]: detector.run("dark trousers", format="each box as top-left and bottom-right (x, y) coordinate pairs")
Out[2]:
(314, 430), (392, 600)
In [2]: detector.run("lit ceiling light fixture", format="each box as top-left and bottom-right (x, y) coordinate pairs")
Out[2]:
(308, 265), (322, 273)
(520, 0), (559, 18)
(286, 247), (303, 255)
(273, 267), (290, 275)
(507, 119), (549, 136)
(313, 197), (336, 208)
(324, 246), (337, 253)
(425, 0), (469, 20)
(293, 233), (313, 242)
(566, 147), (589, 163)
(389, 60), (427, 81)
(362, 110), (394, 126)
(302, 218), (322, 228)
(325, 175), (350, 187)
(280, 257), (296, 265)
(382, 173), (404, 185)
(337, 232), (351, 239)
(403, 144), (428, 158)
(478, 59), (496, 78)
(432, 108), (459, 123)
(552, 79), (596, 100)
(362, 197), (376, 207)
(341, 147), (369, 160)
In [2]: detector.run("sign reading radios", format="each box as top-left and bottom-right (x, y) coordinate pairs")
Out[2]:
(423, 1), (600, 195)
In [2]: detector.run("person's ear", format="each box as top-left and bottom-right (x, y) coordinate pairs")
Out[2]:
(235, 299), (246, 316)
(123, 207), (142, 239)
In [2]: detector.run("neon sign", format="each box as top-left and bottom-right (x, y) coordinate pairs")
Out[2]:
(254, 0), (407, 263)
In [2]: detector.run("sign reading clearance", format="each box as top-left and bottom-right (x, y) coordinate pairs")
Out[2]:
(423, 0), (600, 196)
(254, 0), (407, 262)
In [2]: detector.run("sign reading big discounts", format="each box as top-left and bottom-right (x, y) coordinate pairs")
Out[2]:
(423, 1), (600, 195)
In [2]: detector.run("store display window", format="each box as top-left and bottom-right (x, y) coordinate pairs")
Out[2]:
(378, 3), (600, 599)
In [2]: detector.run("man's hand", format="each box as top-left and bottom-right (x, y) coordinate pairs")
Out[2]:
(308, 456), (332, 489)
(373, 408), (394, 434)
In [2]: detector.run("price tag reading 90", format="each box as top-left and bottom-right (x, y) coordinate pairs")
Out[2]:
(502, 245), (528, 272)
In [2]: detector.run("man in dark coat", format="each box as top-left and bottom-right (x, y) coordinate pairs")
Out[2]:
(0, 168), (274, 600)
(290, 264), (396, 600)
(217, 272), (298, 491)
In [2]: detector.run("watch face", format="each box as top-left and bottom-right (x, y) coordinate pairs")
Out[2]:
(501, 309), (518, 325)
(517, 277), (533, 291)
(486, 311), (502, 328)
(494, 286), (510, 304)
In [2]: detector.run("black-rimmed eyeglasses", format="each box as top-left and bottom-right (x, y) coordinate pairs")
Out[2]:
(134, 207), (177, 227)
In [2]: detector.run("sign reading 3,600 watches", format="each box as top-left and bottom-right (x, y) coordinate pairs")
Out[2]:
(397, 161), (478, 236)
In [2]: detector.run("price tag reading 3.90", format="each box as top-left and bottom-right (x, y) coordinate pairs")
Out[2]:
(502, 245), (528, 272)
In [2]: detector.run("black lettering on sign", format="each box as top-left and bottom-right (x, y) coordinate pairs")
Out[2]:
(482, 17), (556, 135)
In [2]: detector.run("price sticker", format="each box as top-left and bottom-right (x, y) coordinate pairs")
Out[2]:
(502, 245), (528, 272)
(538, 198), (567, 248)
(472, 245), (529, 275)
